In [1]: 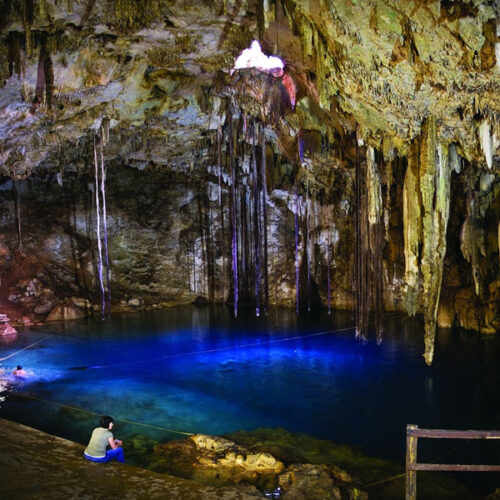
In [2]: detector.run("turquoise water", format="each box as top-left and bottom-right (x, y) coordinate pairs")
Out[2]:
(1, 306), (499, 493)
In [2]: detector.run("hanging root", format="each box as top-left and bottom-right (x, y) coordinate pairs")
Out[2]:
(14, 181), (24, 255)
(261, 127), (269, 312)
(99, 129), (111, 313)
(228, 103), (239, 317)
(294, 184), (300, 315)
(252, 120), (261, 317)
(94, 134), (105, 318)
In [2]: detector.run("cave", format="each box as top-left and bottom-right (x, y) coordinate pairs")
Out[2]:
(0, 1), (499, 499)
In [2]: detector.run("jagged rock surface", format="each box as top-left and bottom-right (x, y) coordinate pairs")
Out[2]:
(0, 1), (499, 361)
(150, 434), (366, 499)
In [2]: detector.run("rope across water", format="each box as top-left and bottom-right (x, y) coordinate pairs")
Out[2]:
(10, 392), (194, 436)
(88, 324), (359, 370)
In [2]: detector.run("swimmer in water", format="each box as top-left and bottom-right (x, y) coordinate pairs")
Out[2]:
(12, 365), (27, 377)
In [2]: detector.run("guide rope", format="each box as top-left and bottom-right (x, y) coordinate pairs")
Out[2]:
(0, 312), (406, 366)
(87, 312), (406, 370)
(0, 336), (52, 362)
(362, 440), (472, 489)
(10, 392), (194, 437)
(88, 324), (359, 370)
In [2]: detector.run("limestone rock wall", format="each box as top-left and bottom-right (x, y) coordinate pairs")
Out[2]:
(0, 0), (499, 358)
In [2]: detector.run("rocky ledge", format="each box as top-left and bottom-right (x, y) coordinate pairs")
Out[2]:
(150, 433), (367, 499)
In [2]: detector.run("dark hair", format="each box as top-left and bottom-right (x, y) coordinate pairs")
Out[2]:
(99, 415), (114, 428)
(16, 365), (22, 370)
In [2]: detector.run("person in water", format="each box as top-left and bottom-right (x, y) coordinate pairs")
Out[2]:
(84, 415), (125, 463)
(12, 365), (27, 377)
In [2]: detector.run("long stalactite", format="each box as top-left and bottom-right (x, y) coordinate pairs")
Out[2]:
(403, 117), (452, 364)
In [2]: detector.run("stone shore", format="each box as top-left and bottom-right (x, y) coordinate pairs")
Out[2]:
(0, 418), (258, 500)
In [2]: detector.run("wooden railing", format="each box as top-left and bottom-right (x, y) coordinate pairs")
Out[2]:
(406, 424), (500, 500)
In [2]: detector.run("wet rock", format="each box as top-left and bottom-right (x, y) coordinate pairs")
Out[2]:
(17, 315), (35, 326)
(0, 0), (498, 352)
(455, 288), (482, 332)
(437, 288), (457, 328)
(0, 314), (17, 335)
(152, 434), (284, 490)
(46, 300), (87, 322)
(70, 296), (92, 311)
(151, 434), (366, 498)
(278, 463), (366, 500)
(127, 297), (143, 308)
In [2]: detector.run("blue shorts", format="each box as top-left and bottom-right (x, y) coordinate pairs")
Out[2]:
(84, 447), (125, 463)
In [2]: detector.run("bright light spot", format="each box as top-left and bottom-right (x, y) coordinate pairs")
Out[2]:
(232, 40), (285, 75)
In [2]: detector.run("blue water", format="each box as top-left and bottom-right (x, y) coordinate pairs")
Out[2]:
(1, 306), (499, 493)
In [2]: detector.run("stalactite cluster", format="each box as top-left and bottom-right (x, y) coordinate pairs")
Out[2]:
(0, 0), (498, 360)
(34, 35), (53, 110)
(403, 117), (452, 364)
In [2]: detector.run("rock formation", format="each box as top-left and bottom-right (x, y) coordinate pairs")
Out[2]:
(0, 313), (17, 335)
(0, 0), (498, 363)
(150, 433), (366, 499)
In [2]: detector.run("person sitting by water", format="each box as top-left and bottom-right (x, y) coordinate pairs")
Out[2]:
(12, 365), (27, 377)
(84, 415), (125, 463)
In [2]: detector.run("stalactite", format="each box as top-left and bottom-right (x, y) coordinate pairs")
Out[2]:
(403, 118), (452, 364)
(294, 184), (300, 315)
(228, 103), (239, 317)
(256, 0), (265, 41)
(22, 0), (33, 58)
(252, 120), (261, 316)
(354, 135), (369, 339)
(367, 146), (384, 343)
(44, 50), (54, 110)
(421, 131), (451, 365)
(99, 130), (111, 313)
(260, 127), (269, 312)
(460, 177), (484, 297)
(93, 135), (105, 318)
(7, 33), (22, 78)
(479, 119), (493, 169)
(35, 40), (47, 105)
(383, 160), (393, 243)
(81, 0), (96, 25)
(403, 140), (421, 316)
(33, 35), (54, 110)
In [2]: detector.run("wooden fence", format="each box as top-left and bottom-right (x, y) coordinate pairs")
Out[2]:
(406, 424), (500, 499)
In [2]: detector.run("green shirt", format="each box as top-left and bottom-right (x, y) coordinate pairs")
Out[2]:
(84, 427), (113, 458)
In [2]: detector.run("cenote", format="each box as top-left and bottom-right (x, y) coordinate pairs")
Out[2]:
(1, 2), (500, 497)
(1, 306), (499, 497)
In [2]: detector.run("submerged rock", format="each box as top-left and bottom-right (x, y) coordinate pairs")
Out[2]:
(152, 434), (284, 490)
(151, 433), (366, 499)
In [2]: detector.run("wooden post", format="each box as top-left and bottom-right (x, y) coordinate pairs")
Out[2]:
(406, 424), (418, 500)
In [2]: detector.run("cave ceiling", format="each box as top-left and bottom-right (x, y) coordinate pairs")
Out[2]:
(0, 0), (498, 180)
